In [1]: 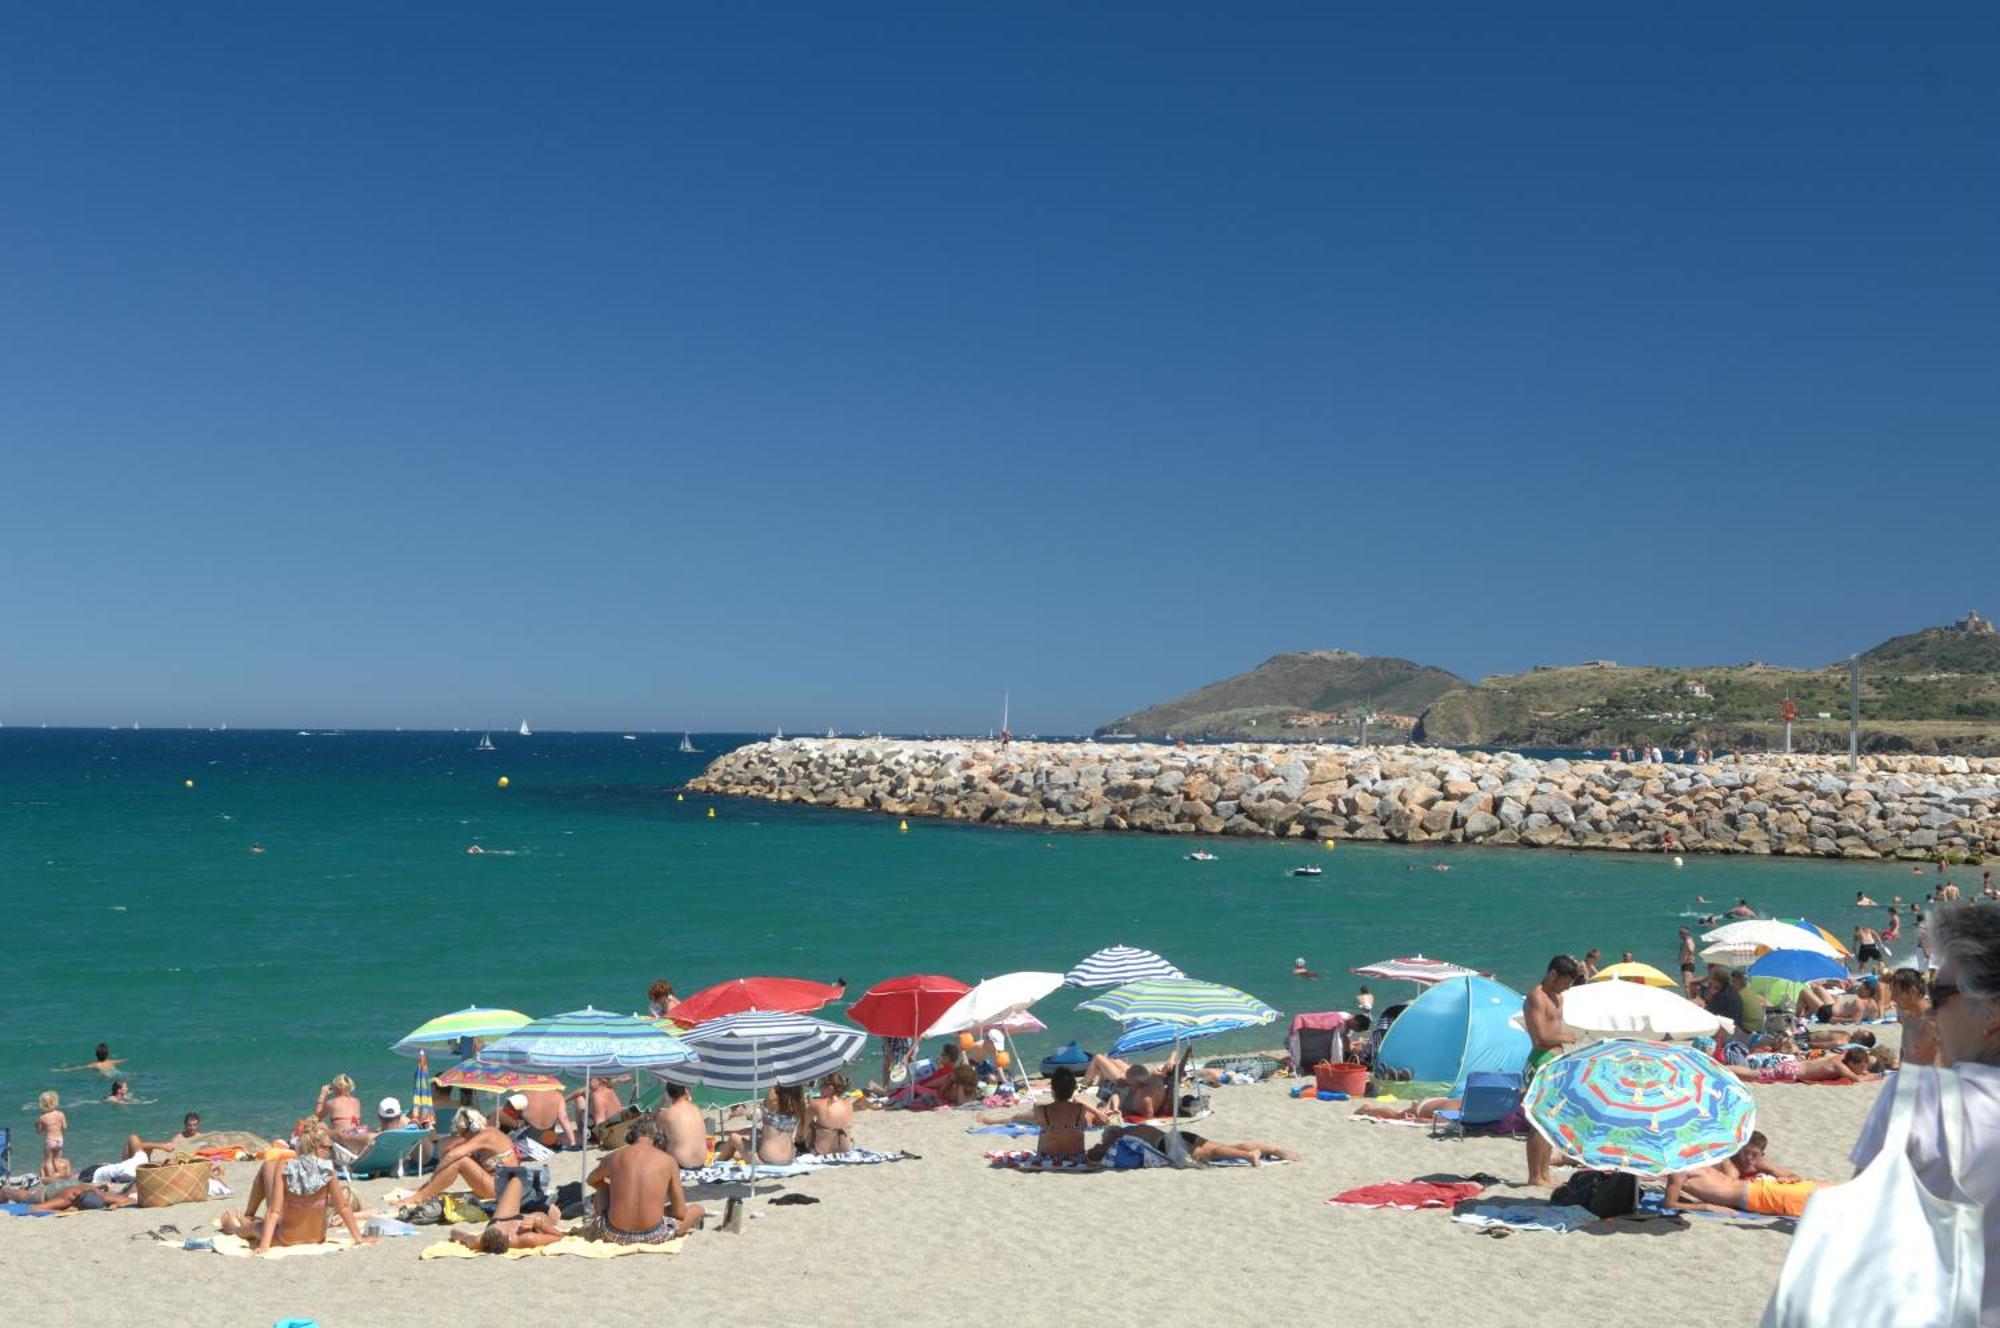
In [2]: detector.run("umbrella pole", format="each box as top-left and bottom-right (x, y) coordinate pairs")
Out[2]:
(580, 1068), (592, 1192)
(746, 1042), (762, 1217)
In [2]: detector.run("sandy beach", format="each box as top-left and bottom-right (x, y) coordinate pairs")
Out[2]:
(2, 1041), (1890, 1328)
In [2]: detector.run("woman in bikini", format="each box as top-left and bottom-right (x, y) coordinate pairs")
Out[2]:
(1029, 1069), (1104, 1159)
(315, 1073), (371, 1151)
(218, 1119), (373, 1254)
(713, 1084), (804, 1165)
(806, 1074), (858, 1156)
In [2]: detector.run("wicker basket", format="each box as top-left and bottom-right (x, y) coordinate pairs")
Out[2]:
(135, 1157), (209, 1208)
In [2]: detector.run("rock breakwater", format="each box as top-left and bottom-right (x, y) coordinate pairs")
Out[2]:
(688, 739), (2000, 859)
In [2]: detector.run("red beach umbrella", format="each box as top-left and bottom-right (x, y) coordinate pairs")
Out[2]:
(847, 974), (971, 1040)
(671, 976), (847, 1026)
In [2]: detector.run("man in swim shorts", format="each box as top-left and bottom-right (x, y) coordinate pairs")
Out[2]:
(1668, 1158), (1823, 1218)
(583, 1116), (704, 1244)
(1523, 954), (1582, 1188)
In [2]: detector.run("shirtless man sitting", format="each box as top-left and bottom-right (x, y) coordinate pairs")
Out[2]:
(126, 1112), (204, 1161)
(654, 1083), (710, 1168)
(1106, 1064), (1172, 1119)
(584, 1116), (705, 1244)
(1085, 1123), (1299, 1168)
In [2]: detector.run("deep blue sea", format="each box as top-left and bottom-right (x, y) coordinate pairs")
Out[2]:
(1, 728), (1908, 1163)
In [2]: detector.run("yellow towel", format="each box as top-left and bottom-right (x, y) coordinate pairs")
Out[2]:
(420, 1234), (685, 1260)
(206, 1232), (356, 1259)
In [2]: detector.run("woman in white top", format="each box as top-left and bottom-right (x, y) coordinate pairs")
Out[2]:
(1848, 904), (2000, 1326)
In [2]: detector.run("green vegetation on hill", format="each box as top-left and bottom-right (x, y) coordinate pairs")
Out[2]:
(1098, 650), (1466, 738)
(1861, 626), (2000, 675)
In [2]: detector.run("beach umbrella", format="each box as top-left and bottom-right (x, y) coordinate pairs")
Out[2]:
(657, 1010), (867, 1209)
(1747, 949), (1848, 984)
(1348, 955), (1488, 987)
(1524, 1038), (1755, 1177)
(922, 972), (1066, 1037)
(671, 977), (847, 1026)
(1590, 962), (1677, 988)
(847, 974), (971, 1041)
(1109, 1015), (1260, 1058)
(434, 1059), (565, 1095)
(481, 1007), (700, 1185)
(1788, 919), (1852, 957)
(1078, 978), (1279, 1146)
(391, 1006), (533, 1056)
(1064, 945), (1185, 988)
(411, 1049), (434, 1124)
(1560, 981), (1733, 1039)
(1698, 942), (1764, 967)
(1700, 920), (1843, 961)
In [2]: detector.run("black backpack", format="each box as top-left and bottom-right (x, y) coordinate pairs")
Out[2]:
(1550, 1168), (1638, 1217)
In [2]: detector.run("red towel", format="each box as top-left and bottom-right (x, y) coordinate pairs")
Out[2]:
(1328, 1181), (1487, 1210)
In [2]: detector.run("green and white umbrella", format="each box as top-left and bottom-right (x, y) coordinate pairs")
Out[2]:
(1077, 978), (1278, 1152)
(391, 1006), (533, 1057)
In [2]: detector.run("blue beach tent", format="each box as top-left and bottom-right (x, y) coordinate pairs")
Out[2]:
(1375, 975), (1530, 1096)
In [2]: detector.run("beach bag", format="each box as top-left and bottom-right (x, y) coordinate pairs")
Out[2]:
(135, 1156), (209, 1208)
(1550, 1169), (1636, 1218)
(1762, 1066), (1983, 1327)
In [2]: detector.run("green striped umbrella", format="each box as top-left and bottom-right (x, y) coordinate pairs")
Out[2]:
(391, 1006), (533, 1057)
(1076, 977), (1279, 1028)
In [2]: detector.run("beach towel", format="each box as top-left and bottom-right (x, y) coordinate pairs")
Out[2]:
(420, 1233), (685, 1260)
(197, 1233), (358, 1259)
(985, 1150), (1099, 1173)
(967, 1124), (1041, 1137)
(807, 1149), (908, 1165)
(1449, 1201), (1598, 1234)
(680, 1161), (821, 1186)
(1635, 1190), (1793, 1229)
(2, 1202), (53, 1218)
(1328, 1181), (1487, 1211)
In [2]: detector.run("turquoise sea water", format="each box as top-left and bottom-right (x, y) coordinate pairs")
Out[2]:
(2, 729), (1911, 1164)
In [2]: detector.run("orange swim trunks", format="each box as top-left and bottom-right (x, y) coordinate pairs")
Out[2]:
(1746, 1178), (1820, 1218)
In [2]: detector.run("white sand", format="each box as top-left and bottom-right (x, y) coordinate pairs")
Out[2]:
(1, 1064), (1887, 1327)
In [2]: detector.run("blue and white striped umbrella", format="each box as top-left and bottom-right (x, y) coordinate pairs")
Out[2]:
(656, 1010), (867, 1094)
(1077, 977), (1279, 1028)
(1110, 1015), (1260, 1058)
(481, 1007), (699, 1072)
(1064, 945), (1185, 989)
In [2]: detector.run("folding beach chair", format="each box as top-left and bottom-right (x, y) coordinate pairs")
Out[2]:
(0, 1125), (12, 1179)
(334, 1126), (431, 1180)
(1431, 1071), (1522, 1141)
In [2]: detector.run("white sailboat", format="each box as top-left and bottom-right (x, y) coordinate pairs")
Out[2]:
(518, 719), (532, 737)
(825, 727), (836, 739)
(773, 726), (784, 741)
(679, 732), (698, 754)
(477, 731), (496, 752)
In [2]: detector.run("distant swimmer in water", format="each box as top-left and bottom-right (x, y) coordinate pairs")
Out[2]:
(249, 843), (265, 854)
(56, 1044), (124, 1075)
(1431, 861), (1451, 872)
(1727, 898), (1756, 919)
(104, 1080), (133, 1103)
(1292, 957), (1320, 979)
(1856, 891), (1878, 907)
(465, 844), (486, 855)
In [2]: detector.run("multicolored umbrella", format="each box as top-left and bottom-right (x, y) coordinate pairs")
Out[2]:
(411, 1049), (434, 1127)
(1064, 945), (1185, 988)
(1747, 949), (1847, 984)
(434, 1059), (565, 1094)
(671, 977), (847, 1026)
(1788, 919), (1852, 958)
(847, 974), (970, 1040)
(391, 1006), (533, 1056)
(1076, 977), (1278, 1029)
(1349, 955), (1488, 987)
(1590, 962), (1677, 988)
(1524, 1038), (1756, 1176)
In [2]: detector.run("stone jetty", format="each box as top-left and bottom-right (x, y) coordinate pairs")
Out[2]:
(687, 738), (2000, 860)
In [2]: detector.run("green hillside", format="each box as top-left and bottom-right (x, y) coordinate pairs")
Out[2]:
(1098, 650), (1466, 738)
(1860, 625), (2000, 675)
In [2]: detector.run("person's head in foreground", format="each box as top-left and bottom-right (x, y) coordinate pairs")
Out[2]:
(95, 1043), (111, 1062)
(40, 1090), (58, 1112)
(820, 1073), (850, 1097)
(1931, 904), (2000, 1066)
(647, 979), (674, 1007)
(330, 1073), (354, 1097)
(1734, 1129), (1769, 1170)
(479, 1223), (512, 1255)
(378, 1097), (405, 1126)
(1049, 1068), (1078, 1102)
(296, 1117), (332, 1156)
(1542, 954), (1583, 993)
(625, 1114), (661, 1148)
(452, 1108), (487, 1136)
(1841, 1048), (1870, 1072)
(663, 1083), (690, 1104)
(182, 1112), (200, 1135)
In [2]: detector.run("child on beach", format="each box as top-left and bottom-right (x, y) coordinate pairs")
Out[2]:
(37, 1091), (69, 1180)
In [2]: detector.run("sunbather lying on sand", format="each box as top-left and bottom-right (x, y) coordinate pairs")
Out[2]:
(1665, 1132), (1824, 1218)
(18, 1183), (138, 1213)
(1352, 1097), (1460, 1122)
(1725, 1046), (1879, 1084)
(1086, 1124), (1299, 1167)
(454, 1211), (565, 1253)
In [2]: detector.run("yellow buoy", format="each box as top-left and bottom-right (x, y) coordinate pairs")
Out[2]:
(184, 778), (195, 789)
(497, 776), (510, 789)
(707, 807), (716, 819)
(1322, 838), (1335, 849)
(899, 819), (909, 832)
(1673, 855), (1684, 869)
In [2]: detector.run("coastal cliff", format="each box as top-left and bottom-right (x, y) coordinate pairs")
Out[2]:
(688, 738), (2000, 860)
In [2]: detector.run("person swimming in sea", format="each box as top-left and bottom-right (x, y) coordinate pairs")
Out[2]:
(1291, 957), (1320, 979)
(56, 1044), (124, 1075)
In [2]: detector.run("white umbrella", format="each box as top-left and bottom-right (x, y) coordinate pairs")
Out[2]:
(921, 972), (1066, 1037)
(1561, 981), (1735, 1039)
(1699, 920), (1843, 960)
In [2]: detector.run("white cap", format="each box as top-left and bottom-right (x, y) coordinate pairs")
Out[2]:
(377, 1097), (402, 1118)
(1295, 957), (1307, 966)
(987, 1030), (1006, 1050)
(505, 1093), (529, 1111)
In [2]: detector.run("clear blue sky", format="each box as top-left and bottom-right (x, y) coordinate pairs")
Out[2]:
(4, 4), (1995, 733)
